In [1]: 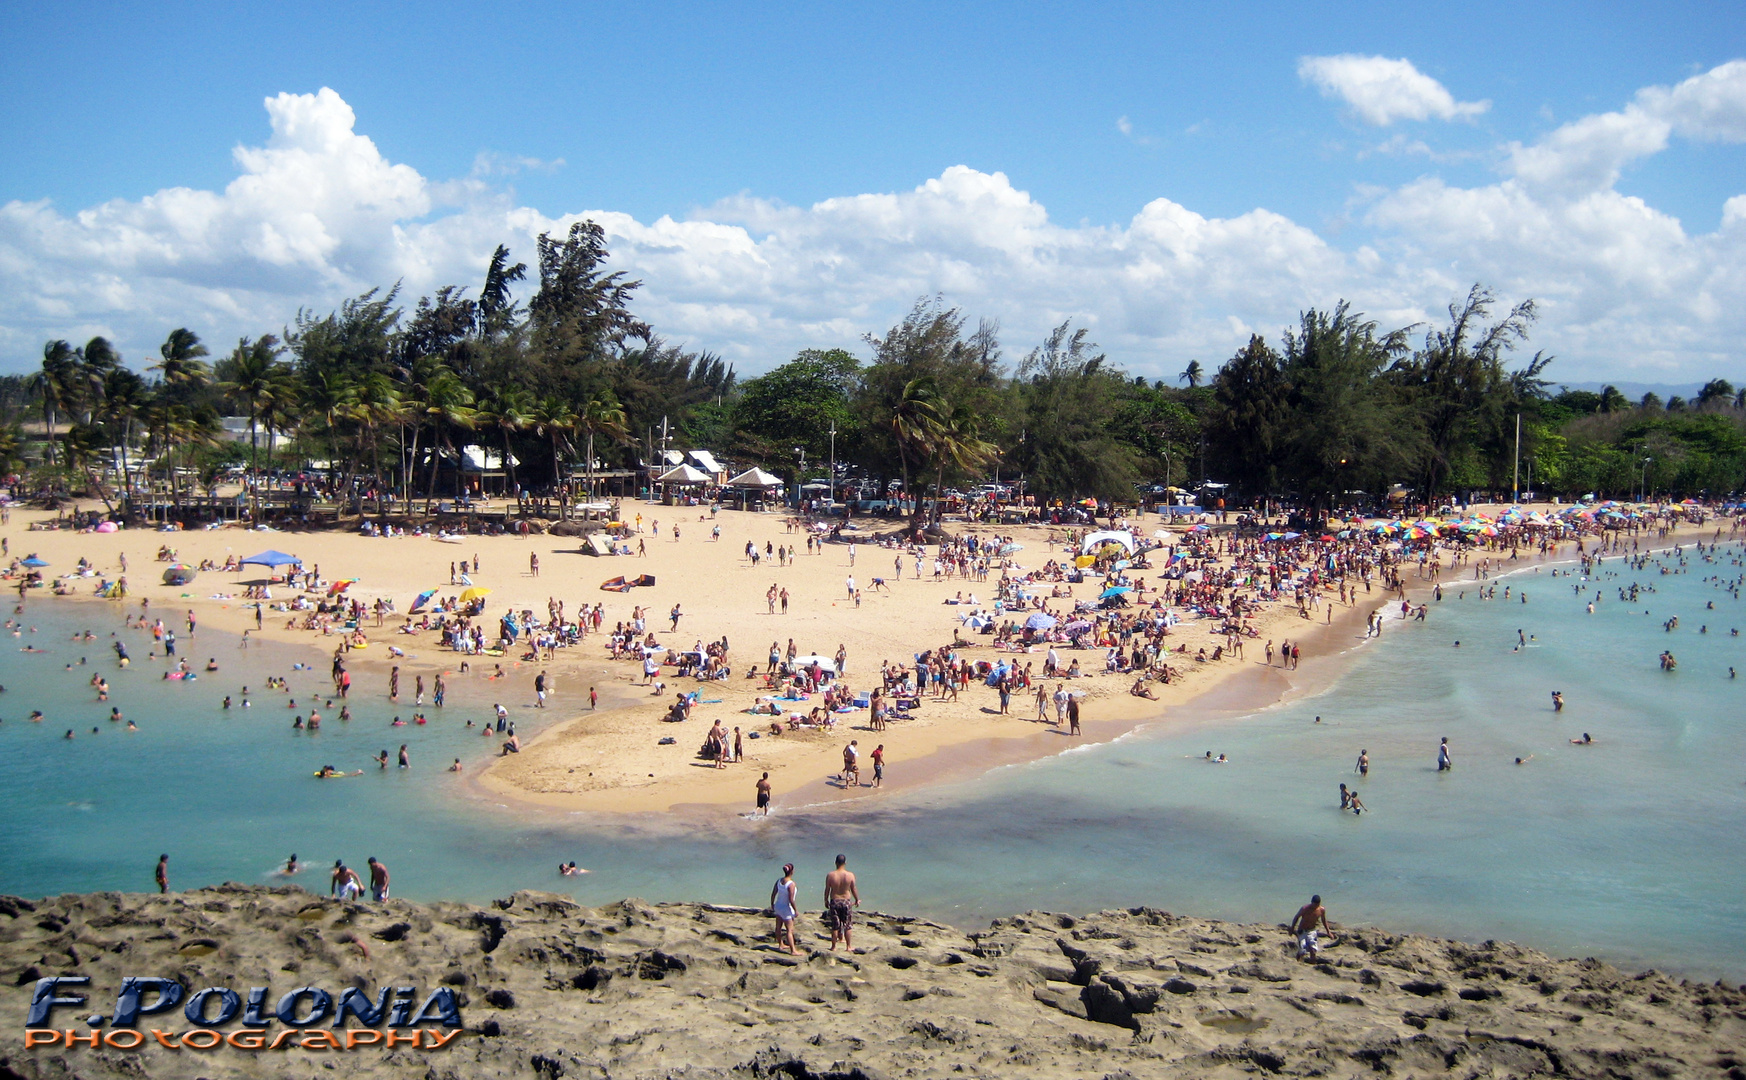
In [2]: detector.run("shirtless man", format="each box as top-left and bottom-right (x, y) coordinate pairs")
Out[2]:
(1289, 894), (1333, 961)
(755, 772), (772, 816)
(366, 856), (390, 901)
(330, 860), (362, 901)
(824, 854), (859, 951)
(841, 740), (860, 786)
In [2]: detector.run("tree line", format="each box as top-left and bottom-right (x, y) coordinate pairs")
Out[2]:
(5, 220), (1744, 513)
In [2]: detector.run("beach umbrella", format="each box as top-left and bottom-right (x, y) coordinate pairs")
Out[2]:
(459, 587), (491, 603)
(327, 578), (358, 596)
(410, 589), (438, 612)
(1064, 619), (1093, 633)
(1098, 586), (1133, 600)
(1024, 613), (1058, 630)
(20, 557), (48, 567)
(240, 550), (299, 568)
(95, 521), (118, 533)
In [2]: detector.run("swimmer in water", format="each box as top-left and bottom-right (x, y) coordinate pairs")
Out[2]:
(1570, 732), (1595, 745)
(1551, 691), (1564, 712)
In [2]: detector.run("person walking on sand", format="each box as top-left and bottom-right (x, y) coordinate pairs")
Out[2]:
(871, 744), (884, 788)
(770, 863), (799, 954)
(1067, 694), (1081, 735)
(1436, 737), (1452, 772)
(367, 856), (390, 901)
(1290, 894), (1334, 960)
(756, 772), (772, 815)
(155, 854), (168, 894)
(824, 854), (859, 951)
(841, 740), (860, 786)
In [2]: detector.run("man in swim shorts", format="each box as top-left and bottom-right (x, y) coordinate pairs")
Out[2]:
(367, 856), (390, 901)
(756, 772), (772, 815)
(824, 854), (859, 951)
(1290, 894), (1332, 961)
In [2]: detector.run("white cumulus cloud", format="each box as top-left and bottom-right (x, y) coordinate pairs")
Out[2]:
(1505, 60), (1746, 195)
(1298, 54), (1489, 125)
(0, 79), (1742, 383)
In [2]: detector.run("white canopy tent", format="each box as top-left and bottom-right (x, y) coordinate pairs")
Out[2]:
(656, 464), (711, 486)
(727, 467), (785, 488)
(1080, 529), (1137, 553)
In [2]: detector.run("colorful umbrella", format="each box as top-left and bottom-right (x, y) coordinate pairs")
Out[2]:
(459, 586), (491, 603)
(410, 589), (438, 612)
(327, 578), (359, 596)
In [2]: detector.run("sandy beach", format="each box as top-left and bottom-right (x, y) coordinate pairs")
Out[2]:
(10, 501), (1697, 821)
(5, 884), (1741, 1080)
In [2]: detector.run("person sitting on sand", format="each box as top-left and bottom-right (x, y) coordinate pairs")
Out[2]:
(1130, 677), (1157, 700)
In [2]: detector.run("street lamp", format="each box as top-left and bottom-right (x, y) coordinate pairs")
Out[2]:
(793, 446), (806, 508)
(1640, 456), (1652, 503)
(827, 424), (837, 510)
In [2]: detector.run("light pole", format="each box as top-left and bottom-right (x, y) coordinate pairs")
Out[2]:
(827, 424), (837, 510)
(1640, 456), (1652, 503)
(793, 446), (806, 509)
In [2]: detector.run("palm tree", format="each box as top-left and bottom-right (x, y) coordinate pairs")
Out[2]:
(476, 387), (534, 510)
(927, 403), (999, 526)
(889, 376), (944, 525)
(219, 336), (286, 518)
(409, 372), (475, 509)
(576, 392), (627, 506)
(0, 425), (24, 479)
(346, 373), (404, 514)
(151, 328), (211, 387)
(31, 340), (79, 467)
(304, 370), (358, 473)
(1180, 360), (1204, 388)
(530, 396), (579, 518)
(97, 367), (148, 502)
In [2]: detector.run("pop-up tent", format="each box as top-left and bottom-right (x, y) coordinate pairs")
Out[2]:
(584, 533), (616, 556)
(657, 464), (710, 486)
(1080, 530), (1136, 554)
(240, 550), (300, 567)
(727, 467), (784, 488)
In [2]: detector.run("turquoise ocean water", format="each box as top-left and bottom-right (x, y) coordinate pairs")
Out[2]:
(1, 542), (1741, 978)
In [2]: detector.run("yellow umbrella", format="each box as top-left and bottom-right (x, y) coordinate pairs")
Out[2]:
(459, 587), (492, 603)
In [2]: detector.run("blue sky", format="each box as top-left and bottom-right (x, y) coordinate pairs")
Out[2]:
(2, 1), (1743, 382)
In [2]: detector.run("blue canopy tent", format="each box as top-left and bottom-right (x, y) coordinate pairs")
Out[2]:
(240, 550), (300, 568)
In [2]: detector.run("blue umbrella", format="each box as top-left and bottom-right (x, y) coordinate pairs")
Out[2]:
(1098, 586), (1133, 600)
(409, 588), (438, 612)
(239, 550), (300, 568)
(1024, 612), (1057, 630)
(20, 556), (48, 567)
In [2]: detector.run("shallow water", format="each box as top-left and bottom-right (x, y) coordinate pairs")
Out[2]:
(2, 542), (1742, 978)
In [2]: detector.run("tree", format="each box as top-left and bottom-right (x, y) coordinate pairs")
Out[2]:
(1180, 359), (1204, 387)
(1696, 379), (1735, 408)
(218, 335), (289, 517)
(1011, 321), (1143, 500)
(475, 387), (534, 508)
(97, 367), (148, 499)
(1208, 336), (1288, 499)
(1390, 285), (1538, 497)
(528, 221), (650, 371)
(530, 396), (580, 516)
(31, 340), (80, 467)
(575, 393), (628, 506)
(926, 401), (999, 524)
(1599, 385), (1630, 413)
(734, 349), (861, 464)
(478, 244), (528, 343)
(152, 328), (211, 387)
(887, 376), (944, 521)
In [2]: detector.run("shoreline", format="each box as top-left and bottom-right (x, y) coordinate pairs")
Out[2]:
(3, 884), (1738, 1080)
(18, 503), (1708, 826)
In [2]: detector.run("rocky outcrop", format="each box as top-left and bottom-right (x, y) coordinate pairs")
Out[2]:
(1, 887), (1741, 1079)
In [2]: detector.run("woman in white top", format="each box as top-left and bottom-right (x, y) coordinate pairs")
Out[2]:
(770, 863), (799, 955)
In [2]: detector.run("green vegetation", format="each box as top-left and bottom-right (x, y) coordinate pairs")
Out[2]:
(7, 228), (1744, 512)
